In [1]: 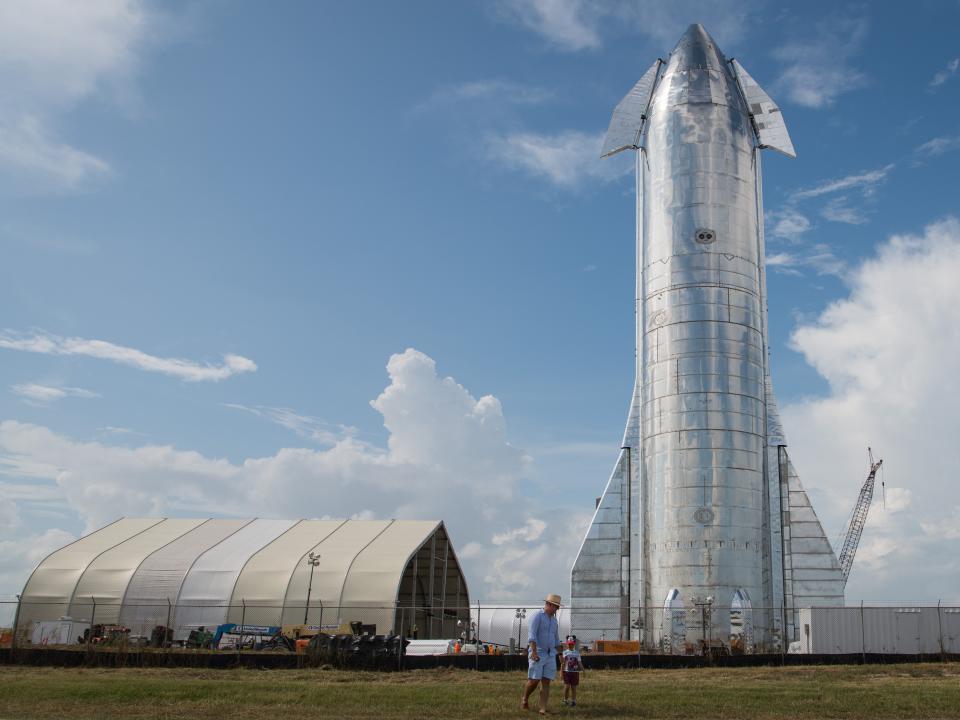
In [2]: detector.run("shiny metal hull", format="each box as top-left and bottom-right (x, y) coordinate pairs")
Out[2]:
(571, 25), (844, 651)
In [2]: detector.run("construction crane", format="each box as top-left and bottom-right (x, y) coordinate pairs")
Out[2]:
(837, 448), (883, 581)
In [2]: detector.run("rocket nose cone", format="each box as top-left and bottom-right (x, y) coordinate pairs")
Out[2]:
(670, 23), (726, 69)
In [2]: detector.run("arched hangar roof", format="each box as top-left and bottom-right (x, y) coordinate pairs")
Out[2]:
(17, 518), (469, 640)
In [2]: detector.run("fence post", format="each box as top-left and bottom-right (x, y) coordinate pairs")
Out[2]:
(398, 606), (405, 671)
(11, 594), (22, 651)
(475, 604), (480, 671)
(88, 597), (97, 652)
(780, 604), (786, 665)
(165, 599), (172, 651)
(859, 601), (866, 664)
(937, 599), (945, 657)
(240, 600), (246, 655)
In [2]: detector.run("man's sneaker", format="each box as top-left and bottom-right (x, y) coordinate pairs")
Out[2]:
(570, 701), (576, 707)
(561, 700), (568, 706)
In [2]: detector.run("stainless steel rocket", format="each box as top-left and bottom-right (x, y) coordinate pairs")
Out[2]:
(570, 24), (845, 651)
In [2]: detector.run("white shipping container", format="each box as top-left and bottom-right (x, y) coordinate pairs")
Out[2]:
(796, 607), (960, 654)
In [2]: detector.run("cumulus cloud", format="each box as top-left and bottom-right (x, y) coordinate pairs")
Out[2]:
(11, 383), (99, 405)
(780, 217), (960, 601)
(492, 517), (547, 545)
(0, 349), (575, 602)
(495, 0), (754, 52)
(0, 0), (154, 191)
(0, 330), (256, 382)
(773, 15), (869, 108)
(486, 130), (631, 188)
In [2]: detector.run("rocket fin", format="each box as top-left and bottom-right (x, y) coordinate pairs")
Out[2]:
(780, 450), (847, 605)
(600, 60), (663, 158)
(730, 59), (796, 159)
(570, 447), (630, 641)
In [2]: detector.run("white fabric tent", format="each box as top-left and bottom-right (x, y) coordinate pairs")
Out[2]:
(17, 517), (469, 642)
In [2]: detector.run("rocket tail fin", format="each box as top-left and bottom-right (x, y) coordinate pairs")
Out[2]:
(600, 60), (663, 158)
(767, 378), (846, 604)
(730, 59), (796, 159)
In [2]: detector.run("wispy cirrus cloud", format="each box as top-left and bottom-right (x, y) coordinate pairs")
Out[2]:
(914, 134), (960, 159)
(494, 0), (754, 52)
(928, 58), (959, 90)
(486, 129), (630, 188)
(820, 196), (868, 225)
(223, 403), (357, 445)
(0, 330), (256, 382)
(773, 15), (869, 108)
(766, 245), (845, 278)
(495, 0), (603, 51)
(417, 79), (554, 112)
(790, 164), (894, 201)
(11, 383), (99, 405)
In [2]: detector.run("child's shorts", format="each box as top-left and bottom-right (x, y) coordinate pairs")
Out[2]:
(562, 671), (580, 686)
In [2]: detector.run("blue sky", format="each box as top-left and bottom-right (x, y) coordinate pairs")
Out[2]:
(2, 1), (960, 612)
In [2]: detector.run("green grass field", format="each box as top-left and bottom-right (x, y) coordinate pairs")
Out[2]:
(1, 663), (959, 719)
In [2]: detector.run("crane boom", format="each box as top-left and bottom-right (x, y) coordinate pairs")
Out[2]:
(837, 448), (883, 581)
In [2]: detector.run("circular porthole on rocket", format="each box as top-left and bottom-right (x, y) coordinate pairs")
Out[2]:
(694, 507), (715, 524)
(695, 228), (716, 244)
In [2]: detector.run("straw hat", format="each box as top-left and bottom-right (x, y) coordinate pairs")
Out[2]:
(545, 593), (562, 607)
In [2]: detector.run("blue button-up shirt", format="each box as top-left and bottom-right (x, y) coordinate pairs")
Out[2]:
(527, 610), (560, 657)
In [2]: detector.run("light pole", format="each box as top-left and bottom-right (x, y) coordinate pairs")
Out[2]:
(515, 607), (526, 652)
(304, 552), (321, 625)
(692, 595), (713, 656)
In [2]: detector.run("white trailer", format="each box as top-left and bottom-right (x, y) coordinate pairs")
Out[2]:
(796, 607), (960, 654)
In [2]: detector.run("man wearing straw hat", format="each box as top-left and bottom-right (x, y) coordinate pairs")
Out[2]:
(520, 593), (563, 715)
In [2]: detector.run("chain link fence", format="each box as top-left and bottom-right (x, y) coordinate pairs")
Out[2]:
(2, 600), (959, 660)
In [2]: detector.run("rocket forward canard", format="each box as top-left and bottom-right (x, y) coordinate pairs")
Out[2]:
(570, 24), (844, 651)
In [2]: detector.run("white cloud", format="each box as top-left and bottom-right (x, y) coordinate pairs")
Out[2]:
(821, 196), (868, 225)
(486, 130), (630, 188)
(920, 506), (960, 541)
(11, 383), (99, 405)
(767, 208), (812, 241)
(0, 117), (111, 191)
(791, 165), (894, 201)
(781, 217), (960, 601)
(224, 404), (356, 445)
(915, 134), (960, 159)
(492, 517), (547, 545)
(774, 16), (869, 108)
(0, 0), (154, 191)
(496, 0), (602, 51)
(929, 58), (959, 90)
(418, 80), (554, 111)
(495, 0), (754, 52)
(766, 245), (845, 278)
(0, 349), (575, 602)
(0, 528), (77, 623)
(0, 330), (256, 382)
(0, 494), (20, 531)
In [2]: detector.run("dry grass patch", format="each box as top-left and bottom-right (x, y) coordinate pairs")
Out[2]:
(1, 663), (958, 719)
